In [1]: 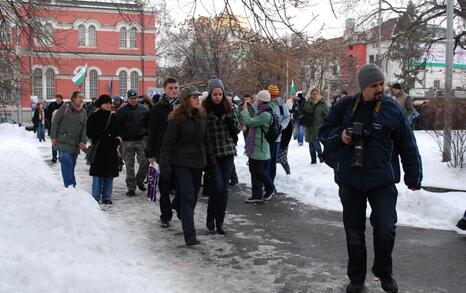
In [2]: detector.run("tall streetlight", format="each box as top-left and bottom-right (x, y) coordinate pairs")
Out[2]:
(443, 0), (454, 162)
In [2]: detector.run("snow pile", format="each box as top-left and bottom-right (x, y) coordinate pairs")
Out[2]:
(0, 124), (165, 293)
(235, 130), (466, 231)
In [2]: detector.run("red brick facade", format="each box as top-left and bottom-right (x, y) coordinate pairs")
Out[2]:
(19, 1), (156, 107)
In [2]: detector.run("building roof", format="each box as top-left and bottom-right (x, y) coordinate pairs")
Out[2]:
(42, 0), (147, 11)
(366, 18), (398, 43)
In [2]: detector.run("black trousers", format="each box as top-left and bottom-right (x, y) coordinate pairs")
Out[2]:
(339, 184), (398, 282)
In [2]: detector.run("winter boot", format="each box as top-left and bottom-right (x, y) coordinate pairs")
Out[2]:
(346, 281), (365, 293)
(456, 218), (466, 230)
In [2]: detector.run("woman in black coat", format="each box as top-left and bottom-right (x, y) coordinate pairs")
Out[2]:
(159, 86), (214, 246)
(86, 94), (121, 204)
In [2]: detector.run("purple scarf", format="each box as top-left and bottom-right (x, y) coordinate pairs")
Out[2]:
(245, 103), (270, 158)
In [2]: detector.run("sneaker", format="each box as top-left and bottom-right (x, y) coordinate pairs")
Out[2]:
(263, 190), (276, 201)
(456, 218), (466, 230)
(161, 220), (169, 228)
(126, 190), (135, 197)
(245, 196), (263, 203)
(137, 184), (146, 192)
(185, 238), (201, 246)
(380, 276), (398, 293)
(346, 281), (365, 293)
(102, 199), (113, 205)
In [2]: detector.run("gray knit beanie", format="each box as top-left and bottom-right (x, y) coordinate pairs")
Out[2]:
(358, 64), (385, 90)
(179, 86), (201, 103)
(207, 76), (225, 94)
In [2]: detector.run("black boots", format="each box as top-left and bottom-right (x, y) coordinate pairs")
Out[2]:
(380, 276), (398, 293)
(346, 281), (364, 293)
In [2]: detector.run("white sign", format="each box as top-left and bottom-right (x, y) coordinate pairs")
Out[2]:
(147, 87), (163, 97)
(418, 43), (466, 68)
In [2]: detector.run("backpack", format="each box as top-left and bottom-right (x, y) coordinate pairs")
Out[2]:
(261, 106), (282, 144)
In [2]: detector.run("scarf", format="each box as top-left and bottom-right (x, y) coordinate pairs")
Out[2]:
(245, 103), (270, 158)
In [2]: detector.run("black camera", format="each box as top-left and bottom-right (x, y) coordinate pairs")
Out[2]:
(347, 122), (370, 168)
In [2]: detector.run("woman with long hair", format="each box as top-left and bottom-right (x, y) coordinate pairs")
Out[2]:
(159, 86), (214, 246)
(202, 77), (241, 235)
(32, 100), (46, 142)
(86, 94), (121, 204)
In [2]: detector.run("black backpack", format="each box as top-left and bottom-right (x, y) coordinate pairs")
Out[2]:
(261, 106), (282, 144)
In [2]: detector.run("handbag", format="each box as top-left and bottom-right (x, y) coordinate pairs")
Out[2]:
(85, 112), (112, 165)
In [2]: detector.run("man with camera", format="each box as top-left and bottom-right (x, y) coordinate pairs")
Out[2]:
(319, 64), (423, 293)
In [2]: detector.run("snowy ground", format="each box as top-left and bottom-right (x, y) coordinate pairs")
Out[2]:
(234, 131), (466, 231)
(1, 124), (465, 292)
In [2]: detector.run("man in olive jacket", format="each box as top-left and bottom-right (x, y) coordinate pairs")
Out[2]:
(51, 90), (87, 188)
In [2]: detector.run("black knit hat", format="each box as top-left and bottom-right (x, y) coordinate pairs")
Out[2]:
(95, 94), (112, 107)
(391, 83), (402, 90)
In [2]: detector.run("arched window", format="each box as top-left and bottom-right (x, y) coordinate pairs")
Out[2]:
(45, 68), (55, 99)
(119, 27), (127, 48)
(89, 69), (98, 99)
(130, 71), (139, 92)
(119, 71), (127, 96)
(88, 25), (96, 47)
(129, 27), (137, 48)
(78, 24), (86, 46)
(33, 68), (43, 99)
(44, 23), (53, 46)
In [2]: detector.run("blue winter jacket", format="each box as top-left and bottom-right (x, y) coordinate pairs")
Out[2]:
(319, 94), (422, 192)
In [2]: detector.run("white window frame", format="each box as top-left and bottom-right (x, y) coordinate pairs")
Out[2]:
(78, 24), (86, 47)
(89, 69), (98, 99)
(88, 25), (96, 47)
(119, 70), (128, 96)
(45, 68), (55, 99)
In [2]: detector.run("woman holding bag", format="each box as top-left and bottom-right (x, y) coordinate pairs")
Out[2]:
(86, 94), (121, 204)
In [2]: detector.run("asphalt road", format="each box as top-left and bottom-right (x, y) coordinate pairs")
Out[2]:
(43, 145), (466, 293)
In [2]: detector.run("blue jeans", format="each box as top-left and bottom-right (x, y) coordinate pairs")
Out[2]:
(339, 184), (398, 283)
(267, 141), (280, 182)
(59, 151), (78, 188)
(294, 119), (304, 144)
(92, 176), (113, 201)
(308, 139), (323, 163)
(208, 155), (234, 227)
(37, 122), (45, 142)
(175, 166), (202, 241)
(249, 159), (275, 198)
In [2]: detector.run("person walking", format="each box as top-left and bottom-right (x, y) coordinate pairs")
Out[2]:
(50, 90), (87, 188)
(159, 86), (214, 246)
(46, 94), (64, 163)
(390, 83), (416, 128)
(202, 77), (241, 235)
(116, 89), (150, 197)
(32, 100), (46, 142)
(86, 94), (121, 204)
(319, 64), (423, 293)
(291, 91), (306, 145)
(266, 85), (290, 182)
(301, 88), (328, 164)
(147, 77), (180, 228)
(240, 90), (275, 203)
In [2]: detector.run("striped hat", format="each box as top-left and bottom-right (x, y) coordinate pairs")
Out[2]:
(267, 84), (280, 96)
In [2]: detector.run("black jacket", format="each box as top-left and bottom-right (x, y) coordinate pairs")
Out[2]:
(86, 110), (120, 178)
(319, 94), (423, 192)
(159, 109), (214, 177)
(45, 101), (64, 130)
(116, 103), (149, 141)
(146, 96), (175, 159)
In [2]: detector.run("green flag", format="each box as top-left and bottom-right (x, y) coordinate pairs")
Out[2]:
(289, 79), (296, 96)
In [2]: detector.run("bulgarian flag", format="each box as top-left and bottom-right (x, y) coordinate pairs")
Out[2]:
(289, 79), (296, 96)
(72, 64), (87, 89)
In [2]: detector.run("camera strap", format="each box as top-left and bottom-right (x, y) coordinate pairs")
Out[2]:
(350, 94), (382, 121)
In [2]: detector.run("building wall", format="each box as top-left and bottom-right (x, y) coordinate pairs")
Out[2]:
(19, 3), (156, 107)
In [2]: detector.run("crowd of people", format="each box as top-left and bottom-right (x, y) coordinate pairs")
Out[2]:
(37, 64), (465, 293)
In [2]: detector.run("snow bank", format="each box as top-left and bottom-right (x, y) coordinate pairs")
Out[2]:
(235, 130), (466, 231)
(0, 124), (165, 293)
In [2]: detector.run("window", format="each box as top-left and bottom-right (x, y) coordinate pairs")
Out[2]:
(130, 71), (139, 91)
(129, 27), (137, 48)
(78, 24), (86, 46)
(33, 68), (43, 99)
(89, 69), (98, 98)
(120, 27), (127, 48)
(88, 25), (96, 47)
(0, 21), (11, 43)
(119, 71), (127, 96)
(369, 55), (375, 64)
(45, 68), (55, 99)
(434, 80), (441, 89)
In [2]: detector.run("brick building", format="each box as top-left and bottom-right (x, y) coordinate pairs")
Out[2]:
(17, 0), (157, 107)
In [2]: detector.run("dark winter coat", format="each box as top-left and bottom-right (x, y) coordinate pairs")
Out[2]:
(291, 95), (306, 118)
(32, 108), (46, 130)
(50, 102), (87, 155)
(116, 103), (149, 141)
(146, 95), (175, 159)
(319, 94), (423, 192)
(205, 110), (241, 158)
(46, 101), (64, 131)
(280, 119), (293, 150)
(86, 109), (120, 178)
(159, 109), (214, 178)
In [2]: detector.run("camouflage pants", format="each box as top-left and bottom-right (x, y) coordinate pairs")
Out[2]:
(122, 138), (148, 191)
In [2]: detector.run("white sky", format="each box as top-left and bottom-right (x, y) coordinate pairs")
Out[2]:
(163, 0), (386, 39)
